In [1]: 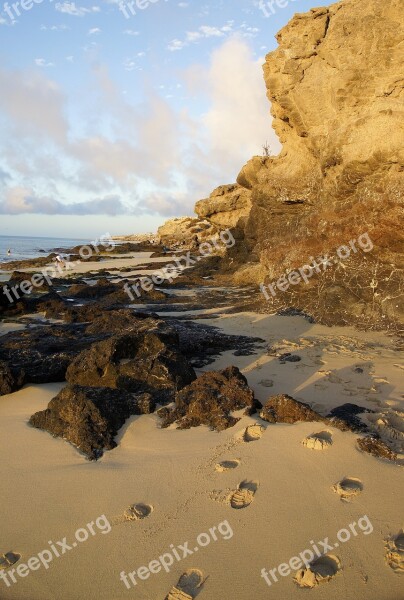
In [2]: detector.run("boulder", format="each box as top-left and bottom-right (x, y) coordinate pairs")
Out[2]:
(66, 325), (196, 402)
(29, 385), (141, 460)
(194, 184), (252, 230)
(260, 394), (325, 424)
(160, 366), (259, 430)
(0, 361), (24, 396)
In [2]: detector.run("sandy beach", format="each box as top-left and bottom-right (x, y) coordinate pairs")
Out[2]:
(0, 250), (403, 600)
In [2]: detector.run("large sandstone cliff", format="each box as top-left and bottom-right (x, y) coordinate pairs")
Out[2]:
(194, 0), (404, 329)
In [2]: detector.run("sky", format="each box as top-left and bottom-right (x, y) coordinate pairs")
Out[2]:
(0, 0), (328, 238)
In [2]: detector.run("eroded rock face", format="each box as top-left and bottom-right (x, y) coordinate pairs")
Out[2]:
(66, 325), (196, 402)
(233, 0), (403, 329)
(195, 184), (252, 231)
(157, 217), (217, 246)
(160, 366), (259, 430)
(29, 385), (141, 460)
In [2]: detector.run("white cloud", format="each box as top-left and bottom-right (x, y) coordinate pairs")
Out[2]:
(40, 24), (69, 30)
(0, 38), (280, 217)
(0, 67), (67, 143)
(34, 59), (55, 67)
(88, 27), (102, 35)
(0, 187), (128, 215)
(168, 22), (236, 51)
(55, 2), (100, 16)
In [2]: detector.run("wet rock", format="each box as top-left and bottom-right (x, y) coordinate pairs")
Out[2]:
(167, 318), (264, 367)
(160, 366), (259, 431)
(0, 323), (104, 395)
(29, 385), (141, 460)
(66, 325), (196, 403)
(260, 394), (325, 424)
(67, 279), (117, 299)
(357, 435), (397, 461)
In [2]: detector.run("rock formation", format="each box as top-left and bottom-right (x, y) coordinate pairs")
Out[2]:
(157, 216), (217, 246)
(65, 327), (196, 403)
(195, 184), (252, 231)
(159, 366), (259, 430)
(29, 385), (143, 460)
(158, 0), (402, 329)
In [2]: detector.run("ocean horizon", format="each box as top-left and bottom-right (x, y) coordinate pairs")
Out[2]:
(0, 235), (89, 263)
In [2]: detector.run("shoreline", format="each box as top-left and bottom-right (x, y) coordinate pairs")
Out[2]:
(0, 246), (403, 600)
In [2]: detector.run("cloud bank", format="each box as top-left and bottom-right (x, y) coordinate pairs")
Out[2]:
(0, 37), (280, 217)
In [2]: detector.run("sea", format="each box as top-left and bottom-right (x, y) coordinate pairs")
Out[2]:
(0, 235), (89, 264)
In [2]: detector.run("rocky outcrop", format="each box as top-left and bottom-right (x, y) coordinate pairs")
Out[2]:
(66, 326), (196, 403)
(157, 216), (217, 246)
(29, 385), (143, 460)
(260, 394), (372, 433)
(234, 0), (404, 329)
(260, 394), (325, 424)
(194, 184), (252, 231)
(171, 0), (403, 329)
(159, 366), (259, 430)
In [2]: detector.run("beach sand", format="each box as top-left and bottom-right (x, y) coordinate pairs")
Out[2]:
(0, 256), (403, 600)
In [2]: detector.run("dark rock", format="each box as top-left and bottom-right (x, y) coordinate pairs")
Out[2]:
(279, 353), (301, 363)
(66, 325), (196, 402)
(0, 323), (104, 394)
(136, 393), (156, 414)
(357, 435), (397, 461)
(67, 279), (116, 299)
(327, 403), (372, 433)
(0, 361), (24, 395)
(160, 366), (258, 431)
(29, 385), (140, 460)
(167, 318), (264, 367)
(260, 394), (324, 424)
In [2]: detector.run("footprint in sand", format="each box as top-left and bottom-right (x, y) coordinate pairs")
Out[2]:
(0, 552), (21, 569)
(258, 379), (274, 388)
(124, 503), (153, 521)
(230, 480), (259, 509)
(294, 554), (341, 588)
(243, 424), (265, 442)
(302, 431), (333, 450)
(333, 477), (363, 502)
(165, 568), (205, 600)
(215, 460), (240, 473)
(385, 530), (404, 574)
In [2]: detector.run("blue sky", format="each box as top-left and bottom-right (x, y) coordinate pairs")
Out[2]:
(0, 0), (328, 238)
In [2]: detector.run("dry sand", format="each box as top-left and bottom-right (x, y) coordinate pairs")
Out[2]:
(0, 256), (403, 600)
